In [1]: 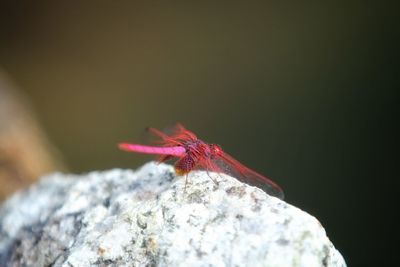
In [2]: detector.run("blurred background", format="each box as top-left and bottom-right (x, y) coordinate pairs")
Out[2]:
(0, 1), (398, 266)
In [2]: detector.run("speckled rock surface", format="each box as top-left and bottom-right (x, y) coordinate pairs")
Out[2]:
(0, 162), (346, 267)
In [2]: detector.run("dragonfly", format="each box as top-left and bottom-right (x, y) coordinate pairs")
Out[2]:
(118, 123), (284, 199)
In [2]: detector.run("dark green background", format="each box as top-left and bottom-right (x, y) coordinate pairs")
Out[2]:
(1, 1), (397, 266)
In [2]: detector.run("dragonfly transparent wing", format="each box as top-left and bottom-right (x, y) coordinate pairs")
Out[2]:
(211, 152), (284, 199)
(147, 123), (197, 147)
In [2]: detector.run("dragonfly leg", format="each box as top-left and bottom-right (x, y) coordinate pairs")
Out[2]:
(184, 173), (189, 193)
(206, 169), (219, 186)
(157, 155), (174, 164)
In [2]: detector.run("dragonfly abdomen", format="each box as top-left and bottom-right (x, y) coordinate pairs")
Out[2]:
(119, 143), (185, 157)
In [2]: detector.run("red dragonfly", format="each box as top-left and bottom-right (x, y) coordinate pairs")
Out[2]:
(119, 123), (284, 199)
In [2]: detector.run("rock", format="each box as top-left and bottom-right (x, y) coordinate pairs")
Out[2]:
(0, 162), (346, 267)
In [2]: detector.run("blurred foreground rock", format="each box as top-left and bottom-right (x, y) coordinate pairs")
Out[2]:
(0, 162), (346, 267)
(0, 70), (66, 200)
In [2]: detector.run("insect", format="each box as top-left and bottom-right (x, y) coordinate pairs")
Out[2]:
(118, 123), (284, 199)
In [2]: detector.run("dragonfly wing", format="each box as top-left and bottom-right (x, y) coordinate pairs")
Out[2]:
(147, 123), (198, 147)
(169, 123), (198, 142)
(213, 152), (284, 199)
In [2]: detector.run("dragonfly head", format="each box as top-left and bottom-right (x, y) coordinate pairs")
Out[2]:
(209, 144), (223, 157)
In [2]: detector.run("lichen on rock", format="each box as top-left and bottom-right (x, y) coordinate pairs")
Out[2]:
(0, 162), (346, 267)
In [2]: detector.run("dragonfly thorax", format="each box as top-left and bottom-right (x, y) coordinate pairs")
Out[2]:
(175, 141), (221, 175)
(183, 140), (222, 159)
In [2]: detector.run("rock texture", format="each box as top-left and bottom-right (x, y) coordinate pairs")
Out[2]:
(0, 162), (346, 267)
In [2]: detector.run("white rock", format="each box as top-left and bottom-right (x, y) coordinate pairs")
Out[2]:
(0, 162), (346, 267)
